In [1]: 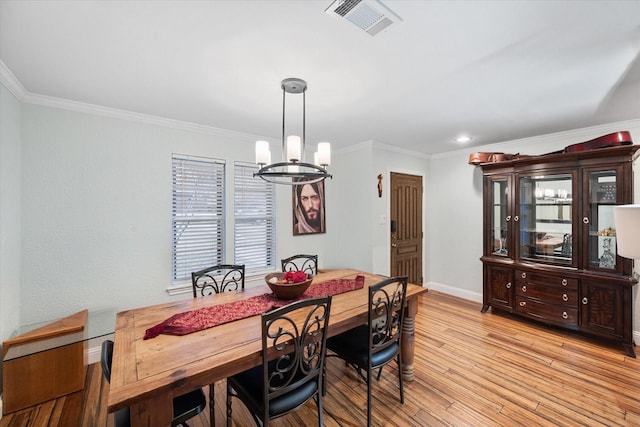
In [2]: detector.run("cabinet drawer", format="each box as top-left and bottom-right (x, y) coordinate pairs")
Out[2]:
(515, 296), (579, 326)
(515, 282), (578, 307)
(516, 270), (578, 290)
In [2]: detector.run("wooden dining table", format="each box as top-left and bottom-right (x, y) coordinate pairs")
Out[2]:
(107, 269), (428, 426)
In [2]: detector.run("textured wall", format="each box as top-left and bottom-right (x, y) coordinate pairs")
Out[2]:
(11, 94), (640, 339)
(0, 83), (22, 395)
(18, 104), (263, 322)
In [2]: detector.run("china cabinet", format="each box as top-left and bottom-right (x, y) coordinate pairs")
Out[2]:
(479, 144), (639, 357)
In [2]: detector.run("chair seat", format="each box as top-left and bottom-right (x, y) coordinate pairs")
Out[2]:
(327, 325), (400, 368)
(114, 407), (131, 427)
(228, 362), (318, 417)
(173, 388), (207, 425)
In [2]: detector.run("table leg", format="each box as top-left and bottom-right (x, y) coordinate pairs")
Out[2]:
(130, 393), (173, 427)
(401, 295), (419, 381)
(210, 383), (216, 427)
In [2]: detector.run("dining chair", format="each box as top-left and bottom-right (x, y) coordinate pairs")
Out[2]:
(281, 254), (318, 275)
(191, 263), (245, 426)
(325, 275), (408, 427)
(191, 264), (245, 297)
(100, 340), (206, 427)
(226, 296), (332, 427)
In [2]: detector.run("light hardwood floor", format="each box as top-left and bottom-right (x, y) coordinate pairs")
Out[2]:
(3, 290), (640, 426)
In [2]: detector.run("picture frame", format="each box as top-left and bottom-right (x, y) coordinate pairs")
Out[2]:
(292, 178), (326, 235)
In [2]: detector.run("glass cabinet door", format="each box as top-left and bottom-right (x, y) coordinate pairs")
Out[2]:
(489, 177), (510, 257)
(584, 167), (623, 273)
(518, 172), (575, 266)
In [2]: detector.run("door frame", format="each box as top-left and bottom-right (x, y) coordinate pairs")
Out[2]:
(384, 168), (426, 281)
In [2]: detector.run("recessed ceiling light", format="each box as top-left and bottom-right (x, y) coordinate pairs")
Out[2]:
(455, 135), (472, 143)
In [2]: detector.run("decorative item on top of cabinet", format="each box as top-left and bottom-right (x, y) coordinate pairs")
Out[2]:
(477, 139), (639, 357)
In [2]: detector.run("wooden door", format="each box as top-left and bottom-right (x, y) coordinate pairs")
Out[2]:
(390, 172), (423, 284)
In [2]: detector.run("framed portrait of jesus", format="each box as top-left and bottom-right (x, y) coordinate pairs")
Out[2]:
(292, 178), (326, 235)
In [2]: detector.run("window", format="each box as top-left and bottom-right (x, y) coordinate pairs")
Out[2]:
(234, 162), (275, 272)
(172, 155), (225, 283)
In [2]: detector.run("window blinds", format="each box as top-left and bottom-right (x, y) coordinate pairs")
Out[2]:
(172, 155), (225, 282)
(234, 162), (275, 272)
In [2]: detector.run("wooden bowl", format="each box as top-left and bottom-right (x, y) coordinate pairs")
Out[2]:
(265, 272), (313, 300)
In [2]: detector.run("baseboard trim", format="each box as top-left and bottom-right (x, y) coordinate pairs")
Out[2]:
(425, 281), (483, 303)
(87, 344), (102, 365)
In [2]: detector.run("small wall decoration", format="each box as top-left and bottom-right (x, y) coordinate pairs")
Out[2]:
(377, 174), (383, 198)
(293, 178), (326, 235)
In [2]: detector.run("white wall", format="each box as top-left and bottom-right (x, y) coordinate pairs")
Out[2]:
(371, 142), (430, 278)
(0, 83), (22, 392)
(320, 141), (431, 276)
(10, 97), (435, 325)
(18, 101), (428, 324)
(4, 77), (640, 355)
(326, 143), (375, 271)
(18, 102), (317, 322)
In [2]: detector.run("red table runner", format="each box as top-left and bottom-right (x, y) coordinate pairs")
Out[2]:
(144, 275), (365, 339)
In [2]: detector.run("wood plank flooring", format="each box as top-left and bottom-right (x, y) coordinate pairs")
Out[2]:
(3, 290), (640, 426)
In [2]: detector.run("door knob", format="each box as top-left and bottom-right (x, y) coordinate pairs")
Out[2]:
(391, 243), (397, 248)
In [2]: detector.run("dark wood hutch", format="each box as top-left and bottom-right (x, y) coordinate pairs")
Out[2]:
(478, 143), (639, 357)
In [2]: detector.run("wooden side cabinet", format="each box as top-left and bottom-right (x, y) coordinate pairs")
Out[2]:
(2, 310), (88, 415)
(478, 143), (639, 357)
(482, 265), (514, 312)
(2, 308), (115, 415)
(581, 280), (633, 355)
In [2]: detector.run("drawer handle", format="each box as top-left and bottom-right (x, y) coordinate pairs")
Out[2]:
(561, 279), (568, 286)
(522, 285), (527, 293)
(506, 282), (512, 289)
(506, 215), (511, 222)
(582, 297), (588, 305)
(514, 215), (519, 222)
(562, 312), (568, 319)
(521, 272), (527, 279)
(583, 217), (589, 224)
(519, 301), (526, 307)
(562, 293), (568, 302)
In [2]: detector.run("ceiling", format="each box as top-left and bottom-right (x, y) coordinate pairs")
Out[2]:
(1, 0), (640, 154)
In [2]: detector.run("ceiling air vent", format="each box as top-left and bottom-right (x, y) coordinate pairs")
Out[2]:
(325, 0), (403, 36)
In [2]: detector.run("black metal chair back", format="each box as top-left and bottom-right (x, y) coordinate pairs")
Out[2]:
(191, 264), (245, 297)
(325, 275), (408, 427)
(281, 254), (318, 275)
(227, 296), (332, 426)
(368, 276), (407, 360)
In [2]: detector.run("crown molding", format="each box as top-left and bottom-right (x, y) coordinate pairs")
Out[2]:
(338, 139), (430, 159)
(1, 60), (274, 142)
(0, 60), (27, 100)
(372, 140), (431, 159)
(20, 92), (272, 141)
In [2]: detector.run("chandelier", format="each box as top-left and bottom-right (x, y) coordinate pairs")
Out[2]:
(254, 78), (332, 185)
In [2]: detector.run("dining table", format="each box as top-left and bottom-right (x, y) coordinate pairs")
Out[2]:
(107, 269), (428, 426)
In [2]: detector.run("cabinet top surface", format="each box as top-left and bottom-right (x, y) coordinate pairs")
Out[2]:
(3, 308), (116, 361)
(478, 144), (639, 171)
